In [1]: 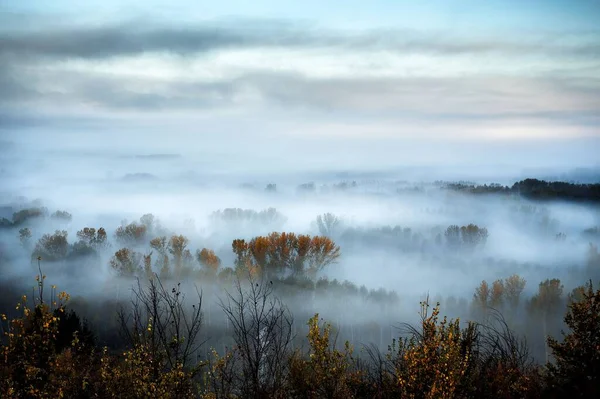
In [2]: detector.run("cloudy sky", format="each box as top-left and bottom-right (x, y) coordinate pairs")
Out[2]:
(1, 0), (599, 172)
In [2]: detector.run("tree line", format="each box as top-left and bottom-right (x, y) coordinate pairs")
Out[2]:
(1, 270), (598, 398)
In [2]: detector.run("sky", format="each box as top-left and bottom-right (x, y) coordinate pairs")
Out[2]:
(1, 0), (599, 172)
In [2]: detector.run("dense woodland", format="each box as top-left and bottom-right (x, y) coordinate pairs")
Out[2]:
(0, 178), (599, 398)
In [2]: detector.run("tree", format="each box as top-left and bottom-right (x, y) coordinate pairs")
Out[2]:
(289, 313), (359, 398)
(393, 300), (475, 399)
(196, 248), (221, 275)
(306, 235), (341, 278)
(115, 222), (147, 246)
(586, 243), (600, 281)
(490, 279), (505, 309)
(117, 278), (204, 378)
(76, 227), (108, 250)
(150, 237), (170, 278)
(530, 279), (564, 315)
(143, 252), (153, 280)
(139, 213), (155, 232)
(505, 274), (526, 311)
(233, 233), (341, 279)
(12, 207), (47, 225)
(51, 210), (72, 222)
(216, 276), (294, 398)
(33, 230), (69, 262)
(109, 248), (143, 277)
(18, 227), (32, 249)
(460, 224), (489, 249)
(473, 280), (490, 316)
(445, 225), (461, 249)
(529, 279), (564, 363)
(546, 281), (600, 397)
(316, 213), (341, 237)
(168, 235), (189, 275)
(0, 275), (90, 397)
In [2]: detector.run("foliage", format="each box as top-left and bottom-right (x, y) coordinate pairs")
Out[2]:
(232, 233), (341, 279)
(32, 230), (69, 262)
(50, 211), (72, 222)
(546, 280), (600, 397)
(196, 248), (221, 275)
(110, 248), (143, 277)
(115, 222), (147, 247)
(12, 207), (48, 226)
(76, 227), (108, 249)
(393, 301), (473, 399)
(18, 227), (32, 248)
(288, 314), (360, 398)
(445, 224), (488, 251)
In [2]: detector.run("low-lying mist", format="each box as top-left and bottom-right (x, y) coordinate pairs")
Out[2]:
(1, 131), (599, 364)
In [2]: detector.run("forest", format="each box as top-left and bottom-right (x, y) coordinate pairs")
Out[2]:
(0, 174), (599, 398)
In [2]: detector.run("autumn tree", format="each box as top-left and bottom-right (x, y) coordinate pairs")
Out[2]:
(306, 235), (341, 278)
(196, 248), (221, 275)
(0, 276), (92, 398)
(168, 234), (189, 275)
(393, 300), (475, 399)
(115, 221), (147, 247)
(232, 233), (341, 279)
(109, 248), (143, 277)
(473, 280), (491, 318)
(289, 314), (360, 398)
(490, 279), (505, 309)
(546, 280), (600, 397)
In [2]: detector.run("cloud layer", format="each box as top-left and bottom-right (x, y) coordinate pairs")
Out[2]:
(0, 15), (599, 145)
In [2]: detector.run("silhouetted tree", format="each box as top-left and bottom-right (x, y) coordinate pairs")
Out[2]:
(546, 281), (600, 397)
(216, 276), (294, 398)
